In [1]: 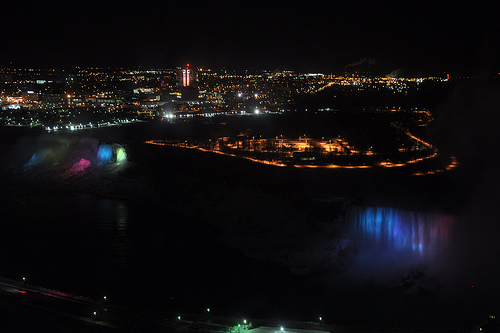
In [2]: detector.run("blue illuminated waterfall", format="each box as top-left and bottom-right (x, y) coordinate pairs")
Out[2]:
(97, 144), (113, 164)
(348, 206), (454, 258)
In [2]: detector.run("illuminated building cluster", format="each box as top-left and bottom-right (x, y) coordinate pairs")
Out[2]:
(1, 66), (450, 129)
(145, 123), (452, 172)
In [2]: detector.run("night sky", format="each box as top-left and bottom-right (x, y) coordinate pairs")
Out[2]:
(1, 1), (498, 75)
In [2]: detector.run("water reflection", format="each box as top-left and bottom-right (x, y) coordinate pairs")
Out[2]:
(116, 201), (127, 236)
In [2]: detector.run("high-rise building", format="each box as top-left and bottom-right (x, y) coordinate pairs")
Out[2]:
(176, 64), (199, 103)
(182, 67), (190, 87)
(177, 64), (195, 87)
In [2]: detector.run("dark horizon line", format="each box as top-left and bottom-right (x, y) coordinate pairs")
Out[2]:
(2, 64), (497, 78)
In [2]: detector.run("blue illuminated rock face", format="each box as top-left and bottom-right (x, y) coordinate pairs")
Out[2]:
(348, 206), (454, 258)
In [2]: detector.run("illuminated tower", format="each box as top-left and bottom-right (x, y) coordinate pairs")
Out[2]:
(182, 64), (191, 87)
(177, 64), (197, 88)
(176, 64), (199, 103)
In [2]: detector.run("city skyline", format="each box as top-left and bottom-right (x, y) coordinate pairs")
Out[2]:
(1, 1), (499, 76)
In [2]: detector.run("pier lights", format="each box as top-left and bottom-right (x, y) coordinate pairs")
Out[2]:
(178, 316), (181, 320)
(207, 308), (210, 313)
(93, 311), (97, 316)
(280, 326), (284, 332)
(243, 319), (247, 324)
(103, 296), (107, 301)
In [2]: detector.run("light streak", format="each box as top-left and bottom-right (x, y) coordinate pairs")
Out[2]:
(413, 156), (459, 176)
(145, 140), (373, 169)
(405, 130), (433, 148)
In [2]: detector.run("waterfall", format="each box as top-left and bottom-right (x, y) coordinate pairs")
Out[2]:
(347, 205), (454, 258)
(98, 144), (113, 164)
(22, 135), (126, 173)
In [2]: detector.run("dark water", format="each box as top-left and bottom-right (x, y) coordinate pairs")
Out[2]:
(0, 190), (324, 320)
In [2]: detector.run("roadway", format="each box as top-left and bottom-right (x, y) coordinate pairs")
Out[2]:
(0, 277), (188, 332)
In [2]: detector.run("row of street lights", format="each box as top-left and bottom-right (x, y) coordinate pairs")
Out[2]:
(175, 306), (325, 332)
(20, 276), (325, 330)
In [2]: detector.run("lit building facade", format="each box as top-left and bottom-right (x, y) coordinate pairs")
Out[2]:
(182, 67), (190, 87)
(177, 64), (196, 88)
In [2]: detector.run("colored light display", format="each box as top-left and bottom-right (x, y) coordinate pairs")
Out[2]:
(23, 136), (126, 173)
(24, 152), (41, 169)
(348, 206), (454, 257)
(115, 146), (127, 164)
(98, 144), (113, 164)
(69, 158), (91, 173)
(24, 148), (56, 169)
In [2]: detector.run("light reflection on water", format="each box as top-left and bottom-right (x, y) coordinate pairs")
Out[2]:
(2, 192), (133, 294)
(116, 201), (128, 235)
(1, 191), (264, 314)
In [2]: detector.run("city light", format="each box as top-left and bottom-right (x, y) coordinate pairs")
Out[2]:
(182, 68), (191, 87)
(145, 122), (444, 172)
(0, 66), (453, 128)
